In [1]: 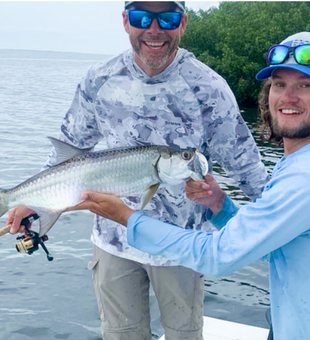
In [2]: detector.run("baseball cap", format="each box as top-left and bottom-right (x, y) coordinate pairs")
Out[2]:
(256, 32), (310, 80)
(124, 1), (185, 12)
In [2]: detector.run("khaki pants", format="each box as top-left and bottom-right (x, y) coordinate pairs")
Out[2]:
(88, 245), (204, 340)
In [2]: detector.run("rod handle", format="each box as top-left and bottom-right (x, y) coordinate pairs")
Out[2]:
(0, 224), (12, 236)
(0, 214), (40, 237)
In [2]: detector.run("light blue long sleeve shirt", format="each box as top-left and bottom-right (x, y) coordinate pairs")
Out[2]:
(127, 142), (310, 340)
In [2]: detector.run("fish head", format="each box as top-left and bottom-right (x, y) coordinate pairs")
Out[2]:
(156, 147), (208, 186)
(191, 150), (209, 180)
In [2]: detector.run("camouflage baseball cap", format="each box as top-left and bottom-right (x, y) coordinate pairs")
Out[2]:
(124, 1), (185, 12)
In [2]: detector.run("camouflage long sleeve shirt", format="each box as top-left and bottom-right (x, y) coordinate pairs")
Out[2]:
(45, 48), (268, 266)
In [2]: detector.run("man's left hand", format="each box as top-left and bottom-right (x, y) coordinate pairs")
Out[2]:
(185, 174), (226, 215)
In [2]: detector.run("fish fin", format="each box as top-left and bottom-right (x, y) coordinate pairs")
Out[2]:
(47, 136), (93, 165)
(29, 207), (62, 236)
(141, 183), (160, 210)
(0, 188), (8, 217)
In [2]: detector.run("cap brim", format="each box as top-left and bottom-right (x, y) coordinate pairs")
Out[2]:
(256, 64), (310, 80)
(125, 1), (185, 11)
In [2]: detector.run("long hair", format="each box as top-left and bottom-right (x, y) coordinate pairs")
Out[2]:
(257, 79), (283, 146)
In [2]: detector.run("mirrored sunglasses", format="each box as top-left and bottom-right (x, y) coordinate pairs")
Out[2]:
(267, 44), (310, 66)
(127, 10), (183, 30)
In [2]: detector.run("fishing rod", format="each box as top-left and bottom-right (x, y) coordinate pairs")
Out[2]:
(0, 214), (53, 261)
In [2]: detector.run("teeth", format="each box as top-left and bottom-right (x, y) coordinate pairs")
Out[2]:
(145, 42), (164, 48)
(282, 109), (302, 114)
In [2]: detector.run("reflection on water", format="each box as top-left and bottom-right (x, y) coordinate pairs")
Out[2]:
(0, 51), (283, 339)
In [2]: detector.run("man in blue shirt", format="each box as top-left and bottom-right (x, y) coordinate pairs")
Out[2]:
(68, 31), (310, 339)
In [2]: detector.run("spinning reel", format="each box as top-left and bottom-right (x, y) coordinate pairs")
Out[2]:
(15, 214), (53, 261)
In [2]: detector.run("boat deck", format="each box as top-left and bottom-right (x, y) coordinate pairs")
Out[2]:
(159, 316), (270, 340)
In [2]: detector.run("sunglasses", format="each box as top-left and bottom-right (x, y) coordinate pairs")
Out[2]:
(127, 10), (183, 30)
(267, 44), (310, 66)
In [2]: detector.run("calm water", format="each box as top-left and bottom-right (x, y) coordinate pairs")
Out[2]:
(0, 50), (283, 339)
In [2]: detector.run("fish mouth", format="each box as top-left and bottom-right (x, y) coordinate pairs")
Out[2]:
(191, 150), (208, 181)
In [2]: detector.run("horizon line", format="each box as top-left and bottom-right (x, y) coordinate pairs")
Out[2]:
(0, 48), (114, 57)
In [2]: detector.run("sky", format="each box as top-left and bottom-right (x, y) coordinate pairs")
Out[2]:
(0, 1), (219, 56)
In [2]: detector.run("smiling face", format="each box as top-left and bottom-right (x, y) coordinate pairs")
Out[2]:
(123, 1), (187, 76)
(269, 68), (310, 153)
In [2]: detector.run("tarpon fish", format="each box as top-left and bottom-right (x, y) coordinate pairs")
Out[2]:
(0, 137), (208, 236)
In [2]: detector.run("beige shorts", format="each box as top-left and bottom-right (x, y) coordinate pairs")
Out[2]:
(88, 245), (204, 340)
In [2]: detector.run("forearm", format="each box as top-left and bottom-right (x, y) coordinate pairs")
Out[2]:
(126, 209), (267, 277)
(207, 195), (239, 229)
(127, 211), (218, 274)
(126, 211), (244, 276)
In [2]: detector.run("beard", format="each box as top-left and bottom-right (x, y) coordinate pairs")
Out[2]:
(272, 117), (310, 139)
(130, 34), (179, 70)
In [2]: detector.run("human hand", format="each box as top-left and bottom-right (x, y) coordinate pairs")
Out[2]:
(185, 173), (226, 215)
(6, 206), (36, 234)
(66, 191), (136, 226)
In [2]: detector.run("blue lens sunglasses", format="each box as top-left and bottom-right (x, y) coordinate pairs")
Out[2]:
(127, 10), (183, 30)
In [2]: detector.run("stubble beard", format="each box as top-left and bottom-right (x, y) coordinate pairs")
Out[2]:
(272, 116), (310, 139)
(131, 34), (179, 70)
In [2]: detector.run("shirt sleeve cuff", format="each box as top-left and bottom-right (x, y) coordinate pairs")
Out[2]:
(127, 211), (145, 245)
(206, 195), (239, 229)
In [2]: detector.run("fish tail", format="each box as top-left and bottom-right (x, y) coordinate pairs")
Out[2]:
(0, 188), (9, 218)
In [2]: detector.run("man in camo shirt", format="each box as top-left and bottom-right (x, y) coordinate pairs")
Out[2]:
(8, 1), (268, 339)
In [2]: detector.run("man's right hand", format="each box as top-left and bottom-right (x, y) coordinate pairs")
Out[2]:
(66, 191), (135, 226)
(6, 206), (36, 234)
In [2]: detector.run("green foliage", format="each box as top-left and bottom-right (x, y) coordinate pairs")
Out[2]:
(180, 1), (310, 106)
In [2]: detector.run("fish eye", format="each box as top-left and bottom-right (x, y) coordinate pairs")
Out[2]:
(181, 151), (193, 160)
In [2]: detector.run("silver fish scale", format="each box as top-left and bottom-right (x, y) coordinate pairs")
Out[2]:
(6, 146), (162, 211)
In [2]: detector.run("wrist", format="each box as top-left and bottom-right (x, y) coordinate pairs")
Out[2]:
(118, 207), (136, 226)
(210, 190), (226, 216)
